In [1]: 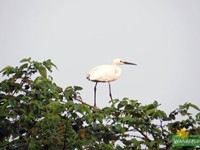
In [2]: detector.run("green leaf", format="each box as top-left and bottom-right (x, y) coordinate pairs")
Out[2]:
(153, 100), (159, 107)
(46, 101), (63, 114)
(74, 86), (83, 91)
(124, 104), (133, 111)
(131, 139), (141, 148)
(0, 66), (9, 73)
(19, 63), (28, 70)
(117, 100), (128, 109)
(20, 57), (31, 63)
(64, 86), (73, 100)
(186, 102), (200, 111)
(196, 112), (200, 121)
(157, 110), (167, 119)
(130, 99), (138, 106)
(87, 117), (93, 124)
(0, 66), (15, 76)
(146, 104), (156, 110)
(82, 104), (91, 114)
(43, 59), (58, 72)
(34, 76), (44, 84)
(0, 99), (8, 109)
(122, 115), (131, 122)
(180, 110), (191, 116)
(38, 66), (47, 78)
(110, 98), (119, 106)
(146, 108), (155, 116)
(30, 100), (42, 109)
(8, 98), (17, 107)
(150, 140), (158, 148)
(115, 124), (122, 131)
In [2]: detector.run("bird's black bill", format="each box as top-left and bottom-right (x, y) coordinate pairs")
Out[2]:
(123, 61), (137, 65)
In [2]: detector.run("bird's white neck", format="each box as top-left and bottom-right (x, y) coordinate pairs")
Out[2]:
(112, 66), (122, 81)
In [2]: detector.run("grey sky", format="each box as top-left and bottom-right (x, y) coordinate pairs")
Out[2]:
(0, 0), (200, 113)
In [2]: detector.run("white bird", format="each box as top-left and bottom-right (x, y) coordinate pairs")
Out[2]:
(86, 59), (137, 107)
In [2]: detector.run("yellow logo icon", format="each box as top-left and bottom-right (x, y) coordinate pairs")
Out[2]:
(176, 128), (189, 139)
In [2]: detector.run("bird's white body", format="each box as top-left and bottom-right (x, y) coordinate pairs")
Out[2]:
(87, 64), (122, 82)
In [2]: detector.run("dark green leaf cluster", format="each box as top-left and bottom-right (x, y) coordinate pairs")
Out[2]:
(0, 58), (199, 150)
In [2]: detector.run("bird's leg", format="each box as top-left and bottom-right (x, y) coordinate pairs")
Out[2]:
(94, 82), (98, 107)
(108, 82), (113, 100)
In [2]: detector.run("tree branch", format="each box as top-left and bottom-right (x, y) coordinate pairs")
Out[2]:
(75, 97), (100, 110)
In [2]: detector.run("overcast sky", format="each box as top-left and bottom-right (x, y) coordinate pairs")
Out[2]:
(0, 0), (200, 113)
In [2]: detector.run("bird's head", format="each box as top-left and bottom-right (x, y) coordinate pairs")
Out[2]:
(112, 59), (137, 66)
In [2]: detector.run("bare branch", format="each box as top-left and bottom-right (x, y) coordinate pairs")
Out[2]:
(75, 97), (100, 110)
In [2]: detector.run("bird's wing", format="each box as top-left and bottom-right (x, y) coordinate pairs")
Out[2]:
(87, 65), (116, 82)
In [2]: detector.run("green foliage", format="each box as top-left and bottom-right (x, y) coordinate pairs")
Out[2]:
(0, 58), (199, 149)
